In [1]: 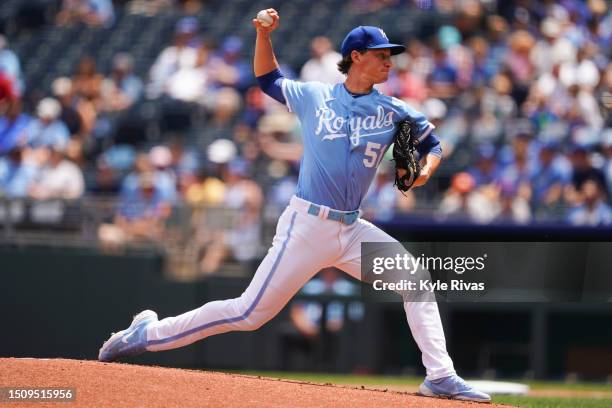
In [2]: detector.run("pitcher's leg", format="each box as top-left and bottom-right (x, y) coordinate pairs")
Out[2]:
(334, 219), (455, 380)
(403, 301), (455, 380)
(146, 210), (329, 351)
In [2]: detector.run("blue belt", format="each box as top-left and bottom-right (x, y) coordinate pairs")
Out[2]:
(307, 204), (359, 226)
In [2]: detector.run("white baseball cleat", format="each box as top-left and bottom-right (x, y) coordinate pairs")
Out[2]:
(98, 310), (158, 362)
(419, 375), (491, 403)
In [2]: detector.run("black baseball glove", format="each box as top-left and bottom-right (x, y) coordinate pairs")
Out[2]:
(392, 119), (421, 192)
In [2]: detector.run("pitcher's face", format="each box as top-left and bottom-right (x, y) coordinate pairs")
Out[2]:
(355, 49), (393, 84)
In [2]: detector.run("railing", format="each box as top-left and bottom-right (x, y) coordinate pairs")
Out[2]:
(2, 197), (610, 281)
(0, 197), (266, 280)
(0, 198), (94, 246)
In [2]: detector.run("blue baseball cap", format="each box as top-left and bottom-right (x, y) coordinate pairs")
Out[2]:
(222, 36), (243, 54)
(340, 26), (405, 57)
(539, 139), (559, 151)
(476, 143), (496, 160)
(176, 16), (198, 34)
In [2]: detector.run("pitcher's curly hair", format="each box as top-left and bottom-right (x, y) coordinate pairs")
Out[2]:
(337, 50), (366, 75)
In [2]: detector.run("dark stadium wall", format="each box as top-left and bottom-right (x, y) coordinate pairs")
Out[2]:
(2, 245), (611, 380)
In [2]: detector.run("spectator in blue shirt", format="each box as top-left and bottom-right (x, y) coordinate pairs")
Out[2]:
(498, 132), (535, 202)
(209, 36), (253, 93)
(100, 53), (143, 113)
(98, 171), (172, 246)
(427, 47), (459, 100)
(95, 53), (143, 140)
(98, 170), (173, 247)
(529, 141), (570, 217)
(564, 144), (609, 206)
(0, 146), (38, 198)
(118, 172), (171, 221)
(56, 0), (115, 28)
(120, 151), (177, 204)
(467, 143), (500, 187)
(0, 99), (31, 155)
(603, 130), (612, 200)
(493, 179), (532, 225)
(567, 178), (612, 226)
(26, 98), (70, 150)
(468, 36), (497, 86)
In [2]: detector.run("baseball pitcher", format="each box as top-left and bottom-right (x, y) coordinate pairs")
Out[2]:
(99, 9), (490, 402)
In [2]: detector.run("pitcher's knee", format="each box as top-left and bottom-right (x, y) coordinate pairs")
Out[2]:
(226, 295), (274, 331)
(240, 313), (271, 331)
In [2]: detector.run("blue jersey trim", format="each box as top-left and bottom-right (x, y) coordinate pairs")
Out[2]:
(147, 211), (298, 346)
(416, 132), (442, 158)
(343, 83), (372, 98)
(256, 68), (285, 104)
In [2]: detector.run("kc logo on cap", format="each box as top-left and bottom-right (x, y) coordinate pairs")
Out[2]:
(340, 26), (405, 57)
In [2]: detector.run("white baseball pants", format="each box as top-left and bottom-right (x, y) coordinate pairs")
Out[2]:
(145, 195), (456, 380)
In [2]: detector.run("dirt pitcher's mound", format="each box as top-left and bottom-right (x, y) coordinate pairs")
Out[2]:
(0, 358), (506, 407)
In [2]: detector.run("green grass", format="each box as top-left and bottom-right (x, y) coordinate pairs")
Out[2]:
(524, 381), (612, 392)
(494, 396), (612, 407)
(237, 370), (612, 392)
(237, 371), (421, 386)
(234, 371), (612, 407)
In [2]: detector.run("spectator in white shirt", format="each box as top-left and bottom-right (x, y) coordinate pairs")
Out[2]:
(299, 36), (345, 84)
(147, 17), (199, 99)
(29, 143), (84, 200)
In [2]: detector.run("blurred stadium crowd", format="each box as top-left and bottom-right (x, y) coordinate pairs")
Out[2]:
(0, 0), (611, 273)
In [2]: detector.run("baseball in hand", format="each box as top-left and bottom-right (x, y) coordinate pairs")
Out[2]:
(256, 10), (273, 27)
